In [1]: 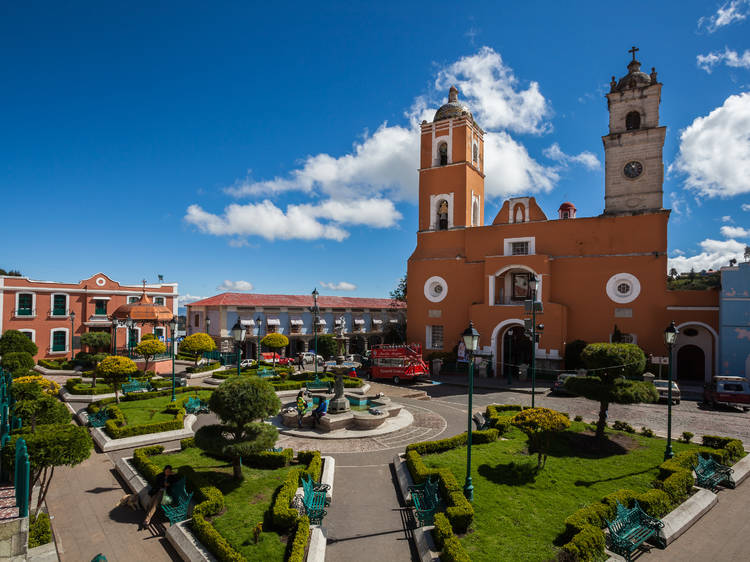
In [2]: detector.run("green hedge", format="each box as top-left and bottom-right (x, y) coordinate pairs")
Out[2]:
(559, 436), (746, 560)
(243, 448), (294, 469)
(28, 512), (52, 548)
(98, 404), (185, 439)
(485, 404), (527, 435)
(186, 362), (222, 374)
(287, 516), (310, 562)
(271, 468), (305, 531)
(405, 428), (498, 456)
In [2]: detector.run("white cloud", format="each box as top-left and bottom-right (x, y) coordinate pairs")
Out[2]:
(179, 294), (207, 305)
(185, 197), (401, 242)
(484, 132), (559, 197)
(742, 203), (750, 211)
(671, 249), (686, 256)
(543, 143), (601, 170)
(722, 215), (733, 222)
(435, 46), (551, 135)
(698, 1), (749, 33)
(319, 281), (357, 291)
(217, 280), (254, 292)
(721, 225), (750, 237)
(668, 238), (746, 272)
(697, 47), (750, 73)
(670, 93), (750, 197)
(669, 192), (692, 218)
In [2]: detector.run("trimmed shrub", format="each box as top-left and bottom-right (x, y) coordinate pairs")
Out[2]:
(445, 491), (473, 533)
(243, 448), (293, 469)
(562, 502), (609, 542)
(287, 516), (310, 562)
(441, 535), (471, 562)
(681, 431), (694, 444)
(636, 489), (672, 518)
(601, 489), (638, 517)
(406, 433), (467, 455)
(103, 404), (185, 439)
(432, 512), (452, 550)
(573, 415), (583, 422)
(299, 450), (323, 482)
(612, 420), (635, 433)
(659, 469), (694, 506)
(2, 351), (34, 377)
(560, 524), (605, 562)
(180, 437), (196, 450)
(271, 468), (304, 531)
(186, 361), (222, 374)
(640, 427), (655, 437)
(28, 512), (52, 548)
(472, 428), (499, 444)
(703, 436), (745, 463)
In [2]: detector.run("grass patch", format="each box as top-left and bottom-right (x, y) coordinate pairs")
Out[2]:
(115, 390), (213, 426)
(148, 446), (294, 560)
(422, 422), (700, 561)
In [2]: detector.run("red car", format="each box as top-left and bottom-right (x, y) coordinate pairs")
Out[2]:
(704, 376), (750, 411)
(261, 352), (294, 365)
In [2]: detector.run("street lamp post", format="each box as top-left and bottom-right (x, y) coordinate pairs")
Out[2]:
(462, 321), (480, 502)
(664, 321), (679, 461)
(111, 318), (118, 355)
(126, 317), (135, 381)
(168, 319), (177, 402)
(256, 315), (262, 366)
(231, 319), (246, 377)
(70, 311), (76, 360)
(311, 288), (320, 381)
(527, 277), (542, 408)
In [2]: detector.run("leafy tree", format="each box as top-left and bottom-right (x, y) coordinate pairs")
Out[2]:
(11, 382), (70, 431)
(0, 329), (38, 356)
(80, 331), (111, 354)
(0, 268), (22, 276)
(668, 268), (678, 279)
(564, 339), (587, 370)
(565, 343), (656, 439)
(390, 275), (407, 303)
(13, 375), (60, 396)
(179, 333), (216, 365)
(511, 408), (570, 470)
(141, 333), (157, 341)
(314, 334), (338, 360)
(194, 377), (281, 479)
(260, 333), (289, 366)
(2, 351), (34, 377)
(135, 338), (166, 373)
(96, 356), (138, 403)
(4, 424), (92, 517)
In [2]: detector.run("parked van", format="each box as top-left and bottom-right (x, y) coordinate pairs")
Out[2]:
(703, 376), (750, 411)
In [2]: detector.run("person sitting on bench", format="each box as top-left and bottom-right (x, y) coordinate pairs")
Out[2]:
(312, 398), (328, 427)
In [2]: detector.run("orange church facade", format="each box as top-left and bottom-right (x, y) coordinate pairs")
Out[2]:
(407, 54), (719, 383)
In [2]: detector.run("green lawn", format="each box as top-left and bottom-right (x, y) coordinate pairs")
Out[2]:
(116, 390), (213, 426)
(149, 447), (294, 561)
(423, 422), (700, 561)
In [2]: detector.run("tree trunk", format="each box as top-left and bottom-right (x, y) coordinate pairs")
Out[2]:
(115, 387), (120, 404)
(34, 466), (54, 518)
(596, 400), (609, 439)
(92, 372), (97, 388)
(232, 457), (244, 480)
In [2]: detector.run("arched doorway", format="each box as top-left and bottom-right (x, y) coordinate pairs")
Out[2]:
(676, 345), (705, 382)
(499, 326), (532, 381)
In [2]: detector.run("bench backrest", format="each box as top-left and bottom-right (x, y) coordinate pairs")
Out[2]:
(169, 477), (187, 501)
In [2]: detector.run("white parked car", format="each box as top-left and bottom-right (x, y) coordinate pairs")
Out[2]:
(653, 379), (681, 404)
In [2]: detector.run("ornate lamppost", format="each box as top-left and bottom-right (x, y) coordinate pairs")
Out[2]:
(231, 319), (246, 377)
(169, 318), (177, 401)
(525, 276), (544, 408)
(70, 311), (76, 360)
(111, 318), (118, 355)
(126, 317), (135, 380)
(462, 321), (480, 502)
(311, 288), (320, 380)
(664, 321), (679, 461)
(256, 315), (262, 366)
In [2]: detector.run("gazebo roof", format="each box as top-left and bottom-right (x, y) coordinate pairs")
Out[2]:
(111, 282), (174, 323)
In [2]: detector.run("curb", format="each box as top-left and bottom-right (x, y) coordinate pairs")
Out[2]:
(78, 411), (198, 452)
(392, 454), (439, 562)
(658, 487), (717, 546)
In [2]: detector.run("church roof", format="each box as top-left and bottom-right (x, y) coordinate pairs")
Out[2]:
(610, 48), (658, 92)
(434, 86), (474, 122)
(186, 293), (405, 310)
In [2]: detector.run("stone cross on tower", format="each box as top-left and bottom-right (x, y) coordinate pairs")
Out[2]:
(628, 45), (639, 61)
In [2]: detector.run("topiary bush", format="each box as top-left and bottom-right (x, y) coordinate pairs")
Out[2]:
(612, 420), (635, 433)
(2, 351), (34, 377)
(28, 512), (52, 548)
(511, 407), (571, 470)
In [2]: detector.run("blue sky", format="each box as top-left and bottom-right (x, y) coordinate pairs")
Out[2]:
(1, 1), (749, 304)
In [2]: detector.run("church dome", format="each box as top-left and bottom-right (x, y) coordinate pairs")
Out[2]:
(434, 86), (473, 122)
(612, 58), (657, 92)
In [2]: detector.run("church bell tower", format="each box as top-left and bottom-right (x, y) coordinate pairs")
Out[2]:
(602, 47), (666, 215)
(418, 86), (485, 231)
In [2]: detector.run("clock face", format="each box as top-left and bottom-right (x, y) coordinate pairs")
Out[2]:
(623, 161), (643, 179)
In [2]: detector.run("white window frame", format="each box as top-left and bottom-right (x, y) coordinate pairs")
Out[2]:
(93, 298), (109, 316)
(433, 135), (452, 167)
(426, 325), (444, 350)
(153, 327), (165, 341)
(128, 296), (140, 304)
(503, 237), (536, 257)
(49, 327), (69, 354)
(19, 329), (35, 342)
(50, 293), (69, 317)
(153, 296), (165, 306)
(429, 192), (455, 230)
(15, 292), (36, 317)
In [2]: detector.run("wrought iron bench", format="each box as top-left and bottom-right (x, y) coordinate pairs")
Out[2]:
(605, 500), (665, 562)
(301, 474), (328, 524)
(305, 379), (333, 392)
(408, 476), (440, 526)
(88, 407), (109, 428)
(693, 454), (735, 491)
(184, 396), (209, 415)
(161, 476), (193, 526)
(472, 412), (491, 430)
(121, 381), (152, 395)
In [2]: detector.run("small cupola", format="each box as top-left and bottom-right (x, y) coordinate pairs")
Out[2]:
(558, 202), (576, 219)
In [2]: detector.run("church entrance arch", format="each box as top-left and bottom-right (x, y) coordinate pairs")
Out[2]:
(674, 322), (716, 384)
(491, 319), (532, 382)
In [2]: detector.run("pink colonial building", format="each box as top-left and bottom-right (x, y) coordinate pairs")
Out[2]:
(0, 273), (178, 361)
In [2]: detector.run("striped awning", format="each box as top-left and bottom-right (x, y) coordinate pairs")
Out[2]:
(266, 318), (281, 326)
(372, 319), (383, 325)
(240, 319), (255, 327)
(354, 318), (365, 325)
(290, 319), (303, 325)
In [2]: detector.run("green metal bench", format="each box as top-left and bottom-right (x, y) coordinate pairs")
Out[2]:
(88, 407), (109, 428)
(121, 381), (152, 395)
(301, 474), (327, 524)
(267, 447), (283, 453)
(605, 501), (665, 562)
(408, 476), (440, 526)
(161, 477), (193, 526)
(306, 378), (333, 392)
(184, 396), (209, 415)
(693, 454), (735, 491)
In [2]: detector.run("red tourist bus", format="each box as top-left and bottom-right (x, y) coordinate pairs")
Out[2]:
(369, 344), (429, 384)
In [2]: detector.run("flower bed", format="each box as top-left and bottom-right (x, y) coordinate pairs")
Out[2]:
(133, 442), (320, 561)
(403, 404), (728, 562)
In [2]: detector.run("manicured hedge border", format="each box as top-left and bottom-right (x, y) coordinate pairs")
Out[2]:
(133, 442), (313, 562)
(186, 362), (222, 374)
(560, 434), (746, 561)
(404, 428), (501, 561)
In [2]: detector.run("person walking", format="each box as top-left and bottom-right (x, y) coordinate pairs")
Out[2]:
(296, 390), (307, 428)
(141, 465), (175, 528)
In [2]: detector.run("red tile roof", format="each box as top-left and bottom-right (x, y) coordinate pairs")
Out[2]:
(186, 293), (405, 309)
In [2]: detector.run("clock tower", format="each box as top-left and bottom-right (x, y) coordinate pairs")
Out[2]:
(602, 47), (665, 215)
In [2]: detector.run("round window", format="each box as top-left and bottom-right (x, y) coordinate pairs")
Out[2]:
(606, 273), (641, 304)
(95, 277), (106, 287)
(617, 282), (631, 295)
(682, 328), (698, 337)
(424, 276), (448, 303)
